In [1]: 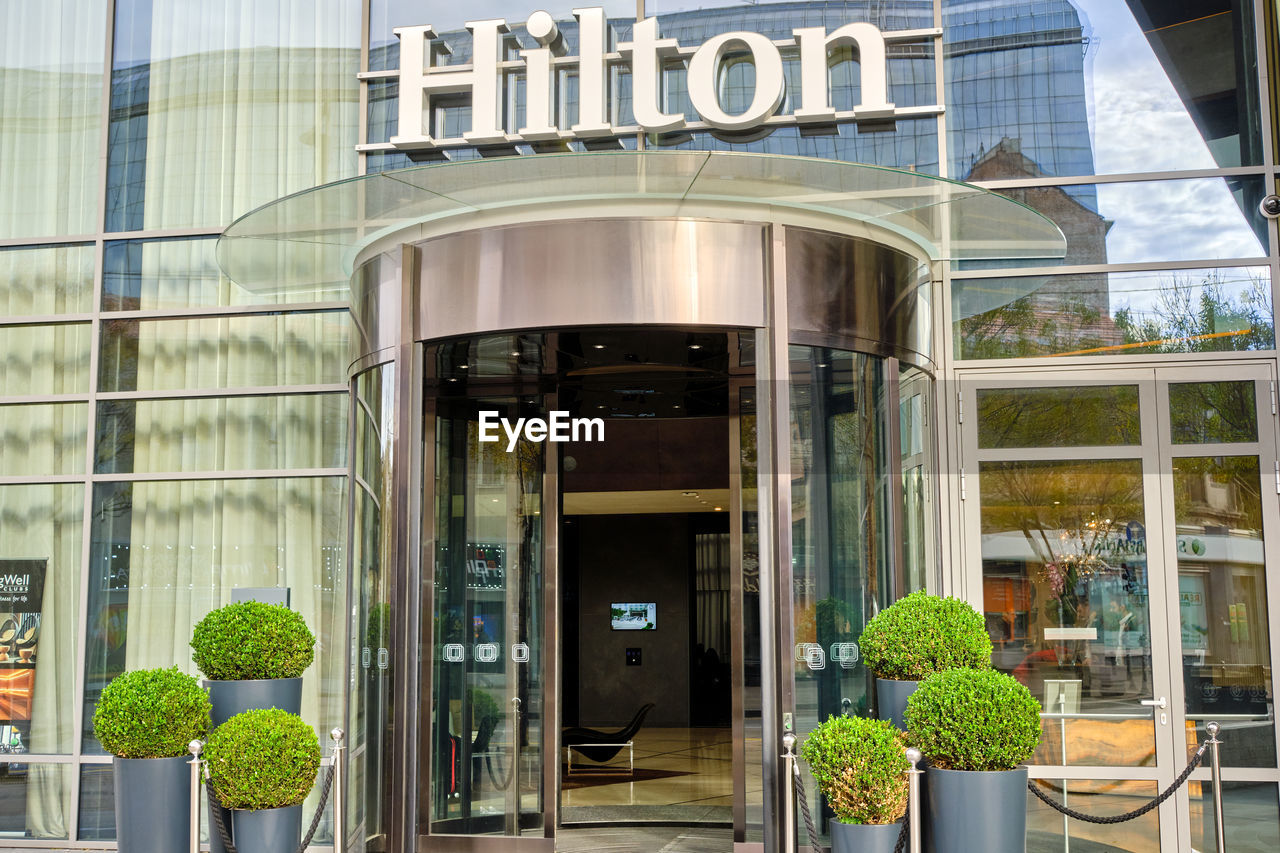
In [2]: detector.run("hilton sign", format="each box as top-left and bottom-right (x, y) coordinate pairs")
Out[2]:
(370, 8), (942, 152)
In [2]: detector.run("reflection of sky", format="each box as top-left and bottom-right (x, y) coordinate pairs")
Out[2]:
(372, 1), (635, 47)
(1073, 0), (1218, 173)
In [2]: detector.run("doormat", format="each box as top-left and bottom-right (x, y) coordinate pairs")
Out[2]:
(561, 768), (692, 791)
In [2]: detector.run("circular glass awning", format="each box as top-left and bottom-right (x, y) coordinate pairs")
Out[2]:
(216, 150), (1065, 300)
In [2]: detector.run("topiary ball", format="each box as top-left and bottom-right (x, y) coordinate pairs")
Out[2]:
(905, 668), (1042, 772)
(204, 708), (321, 810)
(93, 667), (210, 759)
(191, 601), (315, 681)
(801, 715), (909, 825)
(858, 591), (993, 681)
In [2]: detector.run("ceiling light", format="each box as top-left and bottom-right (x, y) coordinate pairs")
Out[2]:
(688, 344), (702, 350)
(592, 344), (606, 349)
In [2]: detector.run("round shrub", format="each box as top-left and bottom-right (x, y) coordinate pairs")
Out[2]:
(191, 601), (315, 681)
(801, 715), (909, 825)
(905, 668), (1041, 771)
(93, 667), (211, 759)
(858, 591), (992, 681)
(204, 708), (321, 810)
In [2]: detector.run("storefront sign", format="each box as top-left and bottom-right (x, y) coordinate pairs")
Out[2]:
(478, 410), (605, 451)
(0, 559), (45, 754)
(382, 8), (942, 151)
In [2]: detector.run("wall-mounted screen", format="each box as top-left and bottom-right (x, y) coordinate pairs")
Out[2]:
(611, 602), (656, 631)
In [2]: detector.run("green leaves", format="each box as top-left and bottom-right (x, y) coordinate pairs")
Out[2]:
(800, 715), (909, 825)
(191, 601), (316, 681)
(204, 708), (321, 810)
(858, 591), (993, 681)
(905, 669), (1042, 772)
(93, 667), (211, 759)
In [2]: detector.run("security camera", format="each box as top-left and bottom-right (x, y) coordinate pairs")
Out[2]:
(1260, 194), (1280, 219)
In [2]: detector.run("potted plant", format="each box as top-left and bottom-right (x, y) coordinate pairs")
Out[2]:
(203, 708), (322, 853)
(905, 668), (1042, 853)
(92, 667), (211, 852)
(190, 600), (315, 727)
(801, 714), (910, 853)
(858, 591), (993, 728)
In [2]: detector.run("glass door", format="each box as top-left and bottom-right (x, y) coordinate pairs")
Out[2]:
(425, 390), (551, 844)
(1153, 365), (1280, 851)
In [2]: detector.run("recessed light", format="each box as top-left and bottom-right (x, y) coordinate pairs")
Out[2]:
(458, 363), (469, 369)
(714, 506), (723, 511)
(509, 351), (521, 357)
(592, 344), (606, 349)
(688, 344), (702, 350)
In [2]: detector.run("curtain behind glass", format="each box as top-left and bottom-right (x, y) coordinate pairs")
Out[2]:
(0, 2), (104, 239)
(107, 0), (359, 231)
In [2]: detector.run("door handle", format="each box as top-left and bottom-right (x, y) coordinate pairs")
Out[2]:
(1140, 697), (1167, 709)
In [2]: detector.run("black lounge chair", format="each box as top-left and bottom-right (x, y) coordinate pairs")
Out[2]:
(562, 703), (655, 764)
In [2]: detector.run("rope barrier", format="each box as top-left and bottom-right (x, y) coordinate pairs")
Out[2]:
(205, 762), (336, 853)
(1029, 738), (1207, 824)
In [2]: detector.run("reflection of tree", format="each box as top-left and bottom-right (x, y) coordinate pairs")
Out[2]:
(1114, 272), (1273, 354)
(960, 291), (1113, 360)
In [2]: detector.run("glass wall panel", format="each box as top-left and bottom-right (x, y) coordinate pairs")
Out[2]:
(0, 404), (87, 477)
(77, 763), (113, 841)
(0, 484), (83, 755)
(980, 459), (1157, 766)
(98, 312), (349, 393)
(94, 394), (347, 474)
(0, 2), (104, 239)
(957, 178), (1269, 270)
(0, 323), (91, 397)
(1168, 382), (1259, 445)
(1189, 781), (1280, 852)
(946, 0), (1262, 180)
(899, 366), (935, 592)
(1027, 779), (1160, 852)
(82, 476), (347, 756)
(954, 267), (1275, 360)
(977, 386), (1141, 448)
(1173, 456), (1275, 767)
(788, 346), (896, 846)
(0, 763), (72, 840)
(103, 238), (346, 311)
(0, 245), (94, 317)
(106, 0), (360, 231)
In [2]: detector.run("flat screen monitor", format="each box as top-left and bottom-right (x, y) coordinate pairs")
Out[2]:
(611, 602), (656, 631)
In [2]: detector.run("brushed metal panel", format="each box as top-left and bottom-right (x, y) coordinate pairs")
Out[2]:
(784, 226), (933, 365)
(413, 220), (767, 341)
(351, 250), (403, 365)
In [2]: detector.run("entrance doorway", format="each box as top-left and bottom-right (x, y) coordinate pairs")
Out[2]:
(419, 328), (755, 850)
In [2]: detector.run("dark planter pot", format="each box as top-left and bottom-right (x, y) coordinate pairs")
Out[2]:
(208, 676), (303, 728)
(875, 677), (919, 730)
(207, 677), (303, 853)
(831, 818), (904, 853)
(229, 804), (303, 853)
(114, 755), (191, 853)
(925, 765), (1028, 853)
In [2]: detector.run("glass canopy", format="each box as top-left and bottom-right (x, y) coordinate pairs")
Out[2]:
(216, 151), (1066, 296)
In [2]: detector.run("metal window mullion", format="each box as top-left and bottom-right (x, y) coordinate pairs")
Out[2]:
(105, 301), (350, 321)
(89, 468), (347, 483)
(972, 445), (1145, 463)
(96, 384), (349, 401)
(971, 165), (1269, 190)
(952, 256), (1275, 280)
(0, 314), (94, 327)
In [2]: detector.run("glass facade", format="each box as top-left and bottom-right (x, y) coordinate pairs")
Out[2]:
(0, 1), (1277, 851)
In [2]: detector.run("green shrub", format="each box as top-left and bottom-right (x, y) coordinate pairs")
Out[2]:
(905, 668), (1042, 771)
(801, 715), (909, 825)
(204, 708), (321, 810)
(858, 591), (993, 681)
(191, 601), (315, 681)
(93, 667), (211, 759)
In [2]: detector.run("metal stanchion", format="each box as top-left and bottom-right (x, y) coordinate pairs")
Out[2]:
(1206, 722), (1226, 853)
(188, 739), (203, 853)
(331, 728), (346, 853)
(781, 732), (797, 853)
(905, 747), (923, 853)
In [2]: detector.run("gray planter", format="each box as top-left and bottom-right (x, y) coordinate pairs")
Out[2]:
(831, 818), (904, 853)
(114, 755), (191, 853)
(875, 677), (919, 730)
(229, 804), (303, 853)
(207, 677), (303, 853)
(208, 676), (303, 728)
(924, 765), (1028, 853)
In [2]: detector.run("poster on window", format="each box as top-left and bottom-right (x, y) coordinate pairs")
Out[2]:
(0, 559), (45, 753)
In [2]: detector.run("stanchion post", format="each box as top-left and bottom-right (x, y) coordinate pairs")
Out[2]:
(1206, 722), (1226, 853)
(331, 728), (346, 853)
(905, 747), (923, 853)
(781, 732), (797, 853)
(188, 739), (203, 853)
